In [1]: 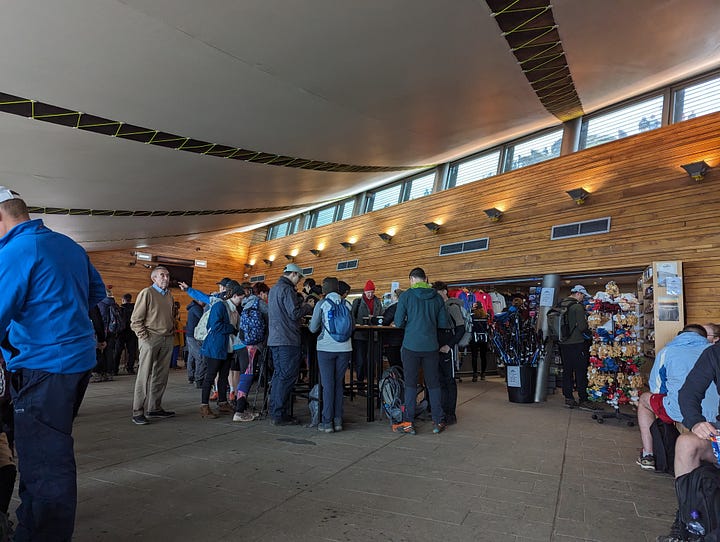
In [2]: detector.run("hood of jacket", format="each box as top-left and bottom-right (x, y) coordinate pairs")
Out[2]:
(406, 284), (439, 300)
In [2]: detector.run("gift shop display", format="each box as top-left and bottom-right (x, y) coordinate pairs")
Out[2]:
(638, 261), (685, 361)
(586, 281), (643, 425)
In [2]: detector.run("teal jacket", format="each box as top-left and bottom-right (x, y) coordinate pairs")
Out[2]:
(394, 283), (448, 352)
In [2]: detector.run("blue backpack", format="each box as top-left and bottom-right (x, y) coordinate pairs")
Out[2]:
(240, 299), (266, 346)
(322, 298), (353, 342)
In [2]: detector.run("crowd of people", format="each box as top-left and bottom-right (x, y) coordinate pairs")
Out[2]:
(1, 185), (719, 540)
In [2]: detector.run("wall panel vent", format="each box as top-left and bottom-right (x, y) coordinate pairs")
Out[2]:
(336, 259), (359, 271)
(551, 217), (611, 240)
(249, 274), (266, 283)
(439, 237), (489, 256)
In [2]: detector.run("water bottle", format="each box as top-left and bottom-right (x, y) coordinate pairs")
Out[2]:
(686, 510), (706, 537)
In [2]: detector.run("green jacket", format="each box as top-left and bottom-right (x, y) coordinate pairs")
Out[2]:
(394, 283), (448, 352)
(560, 297), (588, 344)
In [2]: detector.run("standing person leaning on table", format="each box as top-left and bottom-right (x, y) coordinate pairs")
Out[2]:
(351, 280), (383, 392)
(309, 277), (353, 433)
(392, 267), (448, 435)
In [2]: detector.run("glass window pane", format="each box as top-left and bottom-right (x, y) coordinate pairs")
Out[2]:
(368, 184), (402, 212)
(338, 199), (354, 220)
(580, 95), (664, 149)
(506, 129), (563, 171)
(313, 206), (335, 228)
(406, 172), (435, 201)
(274, 222), (288, 239)
(673, 75), (720, 122)
(452, 150), (501, 187)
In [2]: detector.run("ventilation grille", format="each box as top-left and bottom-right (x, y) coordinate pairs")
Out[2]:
(302, 267), (314, 276)
(249, 274), (266, 283)
(551, 217), (611, 240)
(439, 238), (489, 256)
(336, 259), (359, 271)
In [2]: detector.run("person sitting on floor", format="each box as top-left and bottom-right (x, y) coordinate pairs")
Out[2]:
(636, 324), (717, 470)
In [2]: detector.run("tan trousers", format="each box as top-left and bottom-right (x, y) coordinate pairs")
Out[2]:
(133, 334), (173, 416)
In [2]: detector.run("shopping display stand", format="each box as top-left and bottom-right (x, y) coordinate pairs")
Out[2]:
(585, 281), (643, 426)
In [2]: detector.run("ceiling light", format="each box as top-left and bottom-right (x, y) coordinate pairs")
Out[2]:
(378, 232), (393, 243)
(483, 208), (503, 222)
(681, 161), (710, 181)
(424, 222), (441, 233)
(566, 188), (590, 205)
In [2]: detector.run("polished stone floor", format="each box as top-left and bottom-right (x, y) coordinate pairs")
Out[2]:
(13, 370), (677, 541)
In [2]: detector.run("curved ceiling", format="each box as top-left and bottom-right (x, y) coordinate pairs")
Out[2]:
(1, 0), (720, 249)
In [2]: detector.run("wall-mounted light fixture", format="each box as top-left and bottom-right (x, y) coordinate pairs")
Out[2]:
(262, 259), (273, 267)
(284, 254), (295, 262)
(340, 242), (353, 251)
(135, 251), (153, 261)
(309, 249), (322, 257)
(566, 188), (590, 205)
(681, 161), (710, 181)
(483, 208), (503, 222)
(378, 232), (393, 244)
(424, 222), (441, 233)
(244, 263), (254, 270)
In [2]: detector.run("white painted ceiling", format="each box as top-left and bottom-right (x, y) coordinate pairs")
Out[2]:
(1, 0), (720, 250)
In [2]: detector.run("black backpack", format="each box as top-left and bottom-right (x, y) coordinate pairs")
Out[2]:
(651, 418), (679, 475)
(675, 463), (720, 539)
(546, 299), (577, 343)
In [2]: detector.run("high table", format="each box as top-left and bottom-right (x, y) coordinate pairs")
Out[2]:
(353, 324), (403, 421)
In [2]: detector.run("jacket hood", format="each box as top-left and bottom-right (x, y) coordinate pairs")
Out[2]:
(668, 331), (711, 348)
(407, 285), (439, 300)
(446, 297), (464, 309)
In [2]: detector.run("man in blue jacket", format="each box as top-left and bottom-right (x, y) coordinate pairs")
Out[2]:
(267, 263), (305, 425)
(0, 187), (106, 541)
(393, 267), (448, 435)
(636, 324), (715, 470)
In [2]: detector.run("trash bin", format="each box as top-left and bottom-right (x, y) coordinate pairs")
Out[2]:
(507, 365), (537, 403)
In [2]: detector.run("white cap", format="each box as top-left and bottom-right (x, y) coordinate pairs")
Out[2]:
(570, 285), (589, 297)
(0, 186), (20, 204)
(283, 263), (304, 276)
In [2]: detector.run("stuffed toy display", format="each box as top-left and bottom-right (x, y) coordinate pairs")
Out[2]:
(586, 281), (644, 407)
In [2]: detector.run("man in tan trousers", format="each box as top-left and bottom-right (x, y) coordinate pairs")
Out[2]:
(130, 266), (176, 425)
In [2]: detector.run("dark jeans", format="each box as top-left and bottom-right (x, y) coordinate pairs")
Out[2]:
(114, 330), (138, 372)
(202, 356), (230, 404)
(269, 345), (302, 421)
(438, 351), (457, 420)
(469, 339), (488, 376)
(10, 368), (91, 542)
(317, 351), (351, 424)
(401, 348), (444, 424)
(559, 342), (589, 402)
(352, 339), (368, 383)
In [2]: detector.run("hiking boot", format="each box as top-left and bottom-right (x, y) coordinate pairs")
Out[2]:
(132, 415), (149, 425)
(392, 422), (416, 434)
(233, 411), (257, 422)
(217, 402), (233, 414)
(636, 454), (656, 470)
(578, 400), (604, 412)
(90, 373), (103, 383)
(432, 422), (447, 434)
(318, 423), (334, 433)
(147, 409), (175, 419)
(564, 398), (579, 408)
(200, 405), (218, 419)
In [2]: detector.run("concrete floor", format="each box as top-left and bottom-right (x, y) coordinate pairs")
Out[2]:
(17, 370), (678, 541)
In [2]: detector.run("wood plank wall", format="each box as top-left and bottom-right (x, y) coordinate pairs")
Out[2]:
(88, 232), (253, 322)
(238, 112), (720, 324)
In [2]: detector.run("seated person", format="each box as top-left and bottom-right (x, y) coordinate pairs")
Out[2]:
(636, 324), (717, 470)
(655, 340), (720, 541)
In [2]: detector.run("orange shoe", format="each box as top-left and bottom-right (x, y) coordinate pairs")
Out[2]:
(391, 421), (416, 434)
(210, 390), (218, 401)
